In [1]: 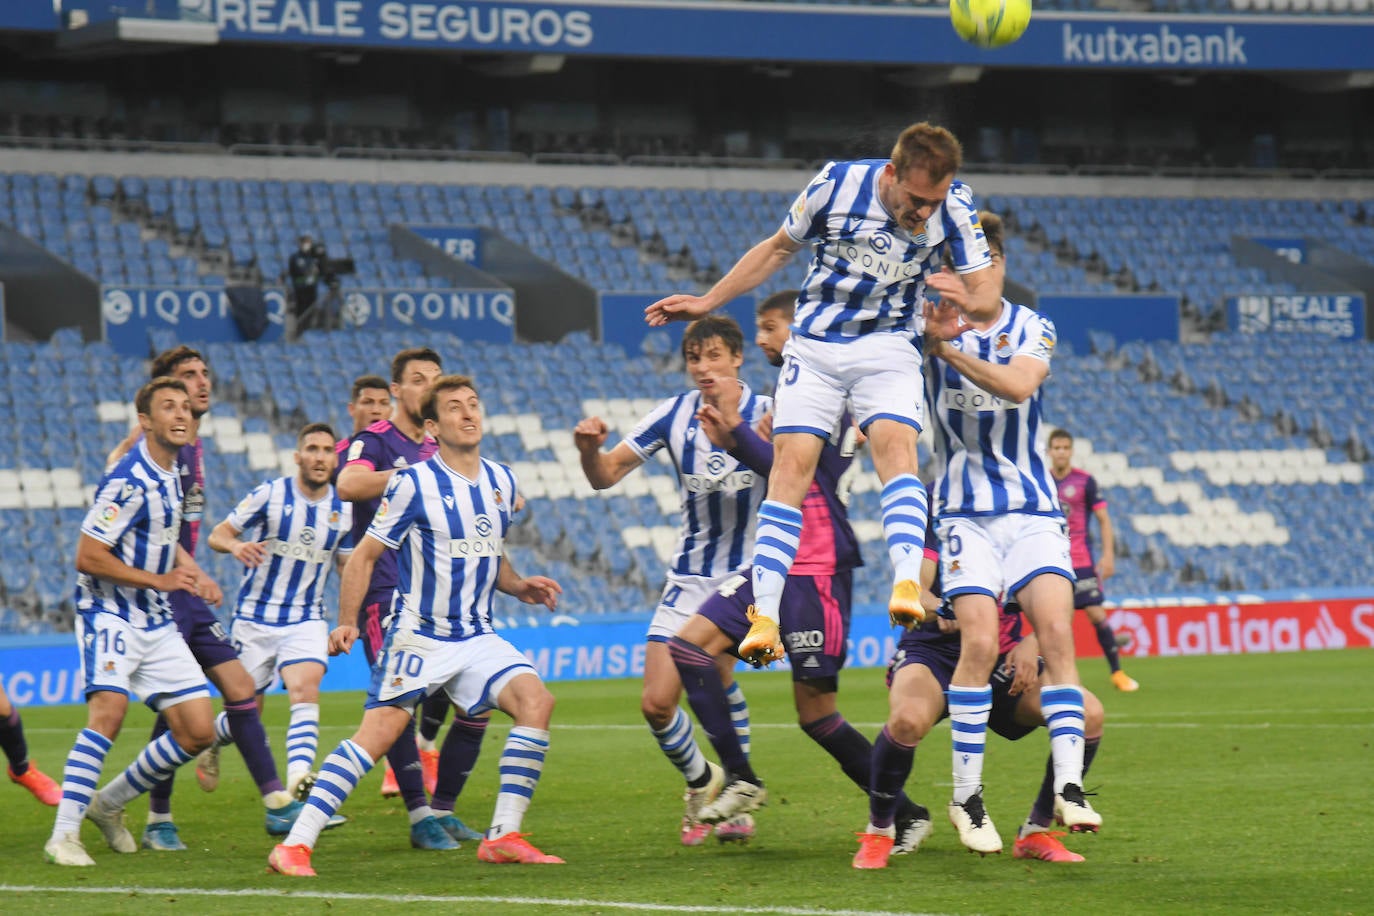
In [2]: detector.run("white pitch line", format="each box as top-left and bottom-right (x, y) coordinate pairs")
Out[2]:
(0, 885), (962, 916)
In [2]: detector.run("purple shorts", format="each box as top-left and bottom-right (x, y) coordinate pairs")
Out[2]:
(887, 627), (1039, 741)
(1072, 566), (1104, 609)
(170, 589), (240, 671)
(697, 569), (853, 682)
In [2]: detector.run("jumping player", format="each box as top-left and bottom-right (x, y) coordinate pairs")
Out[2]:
(647, 122), (998, 666)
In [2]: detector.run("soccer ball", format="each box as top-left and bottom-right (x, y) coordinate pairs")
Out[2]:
(949, 0), (1031, 49)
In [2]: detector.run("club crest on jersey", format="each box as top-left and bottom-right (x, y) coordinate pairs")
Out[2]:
(347, 440), (364, 462)
(1062, 485), (1077, 498)
(103, 660), (116, 673)
(328, 510), (341, 526)
(391, 676), (403, 688)
(994, 333), (1013, 358)
(493, 488), (503, 506)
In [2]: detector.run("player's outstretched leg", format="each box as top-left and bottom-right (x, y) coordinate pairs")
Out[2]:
(94, 730), (201, 855)
(269, 739), (376, 877)
(669, 637), (766, 830)
(431, 713), (488, 843)
(741, 501), (801, 664)
(880, 475), (928, 629)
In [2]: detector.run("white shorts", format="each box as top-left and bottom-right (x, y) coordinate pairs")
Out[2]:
(78, 612), (210, 713)
(231, 617), (329, 693)
(773, 332), (924, 437)
(649, 570), (742, 642)
(366, 620), (537, 717)
(937, 514), (1073, 602)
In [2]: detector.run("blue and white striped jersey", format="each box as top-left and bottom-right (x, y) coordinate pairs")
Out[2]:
(224, 476), (353, 626)
(625, 385), (771, 579)
(366, 455), (516, 641)
(928, 300), (1063, 518)
(782, 160), (991, 342)
(75, 439), (183, 629)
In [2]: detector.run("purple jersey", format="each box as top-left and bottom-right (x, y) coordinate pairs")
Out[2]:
(727, 412), (862, 575)
(341, 418), (437, 596)
(177, 438), (206, 557)
(1055, 468), (1103, 568)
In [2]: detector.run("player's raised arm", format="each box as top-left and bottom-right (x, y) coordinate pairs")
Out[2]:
(573, 417), (643, 490)
(645, 228), (802, 327)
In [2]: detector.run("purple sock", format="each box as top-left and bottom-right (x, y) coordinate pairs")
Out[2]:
(870, 726), (916, 830)
(147, 715), (174, 816)
(432, 714), (487, 812)
(667, 636), (754, 782)
(0, 706), (30, 775)
(1094, 621), (1122, 674)
(801, 712), (875, 794)
(224, 696), (285, 796)
(1031, 735), (1100, 827)
(388, 716), (429, 811)
(419, 693), (451, 745)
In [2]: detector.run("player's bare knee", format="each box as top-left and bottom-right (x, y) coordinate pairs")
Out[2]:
(1083, 690), (1105, 737)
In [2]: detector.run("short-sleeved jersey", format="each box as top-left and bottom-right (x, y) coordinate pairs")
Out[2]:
(782, 160), (991, 342)
(224, 476), (353, 626)
(1055, 468), (1104, 568)
(625, 385), (771, 579)
(927, 299), (1062, 519)
(342, 419), (438, 596)
(176, 439), (206, 556)
(366, 455), (516, 641)
(76, 440), (183, 629)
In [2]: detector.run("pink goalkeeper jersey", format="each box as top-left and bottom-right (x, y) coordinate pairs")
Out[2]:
(1055, 468), (1104, 569)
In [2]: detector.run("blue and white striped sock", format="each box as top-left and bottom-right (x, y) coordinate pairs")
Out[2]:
(724, 680), (751, 760)
(1040, 685), (1086, 794)
(212, 710), (232, 746)
(651, 707), (707, 784)
(100, 731), (195, 809)
(880, 474), (929, 583)
(286, 703), (320, 784)
(489, 726), (550, 838)
(50, 728), (111, 838)
(286, 739), (373, 848)
(948, 685), (992, 805)
(751, 500), (803, 624)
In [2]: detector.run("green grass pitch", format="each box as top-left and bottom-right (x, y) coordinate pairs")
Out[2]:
(3, 648), (1370, 915)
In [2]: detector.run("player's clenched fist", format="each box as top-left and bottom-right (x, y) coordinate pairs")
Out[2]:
(573, 417), (609, 451)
